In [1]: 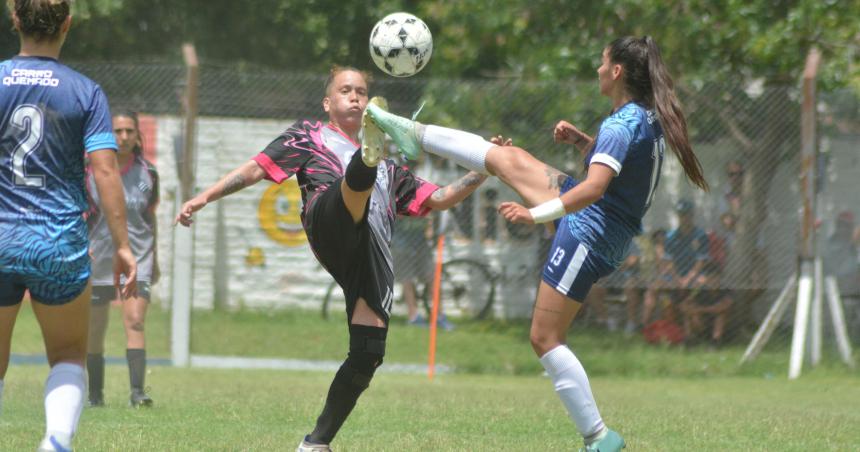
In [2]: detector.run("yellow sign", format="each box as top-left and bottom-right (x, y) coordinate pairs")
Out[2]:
(257, 180), (307, 247)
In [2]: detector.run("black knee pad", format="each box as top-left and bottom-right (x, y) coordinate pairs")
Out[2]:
(344, 324), (387, 387)
(344, 149), (377, 192)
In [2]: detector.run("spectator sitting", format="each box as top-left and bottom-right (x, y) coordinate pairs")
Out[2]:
(642, 200), (710, 327)
(679, 262), (733, 347)
(585, 240), (642, 335)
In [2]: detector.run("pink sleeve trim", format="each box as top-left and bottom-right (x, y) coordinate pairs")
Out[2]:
(252, 153), (289, 183)
(407, 182), (440, 217)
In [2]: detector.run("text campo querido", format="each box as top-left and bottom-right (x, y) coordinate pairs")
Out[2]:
(3, 69), (60, 87)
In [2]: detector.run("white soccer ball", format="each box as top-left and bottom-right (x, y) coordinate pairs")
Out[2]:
(369, 12), (433, 77)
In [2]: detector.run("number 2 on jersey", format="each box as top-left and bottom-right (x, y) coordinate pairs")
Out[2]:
(9, 104), (46, 188)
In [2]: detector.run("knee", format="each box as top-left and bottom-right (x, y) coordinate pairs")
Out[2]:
(124, 312), (145, 332)
(529, 329), (563, 357)
(46, 343), (87, 367)
(494, 146), (531, 173)
(346, 324), (387, 387)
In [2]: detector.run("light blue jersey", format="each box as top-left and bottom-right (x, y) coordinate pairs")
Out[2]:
(568, 102), (664, 267)
(0, 56), (117, 304)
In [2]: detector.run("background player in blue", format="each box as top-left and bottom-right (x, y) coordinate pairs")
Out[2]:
(367, 36), (708, 452)
(176, 66), (489, 451)
(0, 1), (137, 451)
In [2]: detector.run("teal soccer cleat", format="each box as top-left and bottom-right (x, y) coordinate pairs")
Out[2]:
(364, 100), (423, 161)
(581, 429), (626, 452)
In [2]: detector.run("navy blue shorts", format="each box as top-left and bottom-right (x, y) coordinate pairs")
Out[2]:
(541, 216), (616, 302)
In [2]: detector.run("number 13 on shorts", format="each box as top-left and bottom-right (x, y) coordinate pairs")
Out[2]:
(550, 247), (565, 267)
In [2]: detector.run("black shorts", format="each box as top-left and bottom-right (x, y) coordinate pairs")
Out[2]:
(305, 183), (393, 323)
(91, 282), (151, 306)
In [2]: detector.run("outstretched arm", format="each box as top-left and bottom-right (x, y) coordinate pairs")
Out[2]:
(498, 163), (614, 224)
(422, 172), (488, 211)
(174, 160), (266, 226)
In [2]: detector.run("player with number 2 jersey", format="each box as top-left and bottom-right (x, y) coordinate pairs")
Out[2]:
(1, 2), (135, 450)
(0, 56), (117, 301)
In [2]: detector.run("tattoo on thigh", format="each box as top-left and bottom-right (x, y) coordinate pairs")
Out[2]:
(221, 174), (246, 196)
(544, 166), (567, 191)
(130, 322), (145, 332)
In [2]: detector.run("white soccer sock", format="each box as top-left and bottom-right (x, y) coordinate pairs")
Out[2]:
(420, 124), (493, 175)
(40, 363), (85, 451)
(539, 345), (606, 440)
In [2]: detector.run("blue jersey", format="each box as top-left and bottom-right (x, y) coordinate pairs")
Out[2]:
(1, 56), (116, 224)
(568, 102), (664, 267)
(0, 56), (116, 296)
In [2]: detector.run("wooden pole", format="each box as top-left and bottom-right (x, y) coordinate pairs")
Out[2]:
(171, 43), (199, 367)
(788, 47), (820, 379)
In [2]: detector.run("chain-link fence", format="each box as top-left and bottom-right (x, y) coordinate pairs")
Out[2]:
(71, 60), (860, 350)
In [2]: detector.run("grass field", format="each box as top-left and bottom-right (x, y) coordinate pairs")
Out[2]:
(5, 303), (860, 450)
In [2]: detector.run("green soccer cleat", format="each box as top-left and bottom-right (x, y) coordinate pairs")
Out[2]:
(580, 429), (626, 452)
(360, 96), (388, 166)
(364, 99), (423, 161)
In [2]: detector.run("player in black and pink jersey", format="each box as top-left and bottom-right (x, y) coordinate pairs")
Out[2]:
(175, 66), (489, 451)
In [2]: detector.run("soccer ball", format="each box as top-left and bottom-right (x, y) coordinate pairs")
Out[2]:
(369, 12), (433, 77)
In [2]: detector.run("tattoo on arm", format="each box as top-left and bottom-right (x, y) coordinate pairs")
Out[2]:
(456, 173), (484, 190)
(221, 174), (246, 196)
(433, 173), (484, 202)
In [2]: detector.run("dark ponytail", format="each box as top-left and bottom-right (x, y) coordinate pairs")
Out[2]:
(12, 0), (70, 42)
(609, 36), (708, 191)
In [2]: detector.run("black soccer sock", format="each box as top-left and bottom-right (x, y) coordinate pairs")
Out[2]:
(308, 325), (387, 444)
(86, 353), (105, 397)
(126, 348), (146, 391)
(344, 148), (378, 192)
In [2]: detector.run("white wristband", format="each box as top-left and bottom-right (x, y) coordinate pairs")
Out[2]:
(528, 198), (566, 224)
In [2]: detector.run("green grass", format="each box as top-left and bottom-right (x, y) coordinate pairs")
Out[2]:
(6, 303), (860, 450)
(2, 367), (859, 451)
(10, 303), (860, 378)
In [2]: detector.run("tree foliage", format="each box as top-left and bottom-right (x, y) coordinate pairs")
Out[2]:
(2, 0), (856, 89)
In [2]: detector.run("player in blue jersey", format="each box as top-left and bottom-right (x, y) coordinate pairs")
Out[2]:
(367, 36), (708, 451)
(0, 1), (137, 451)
